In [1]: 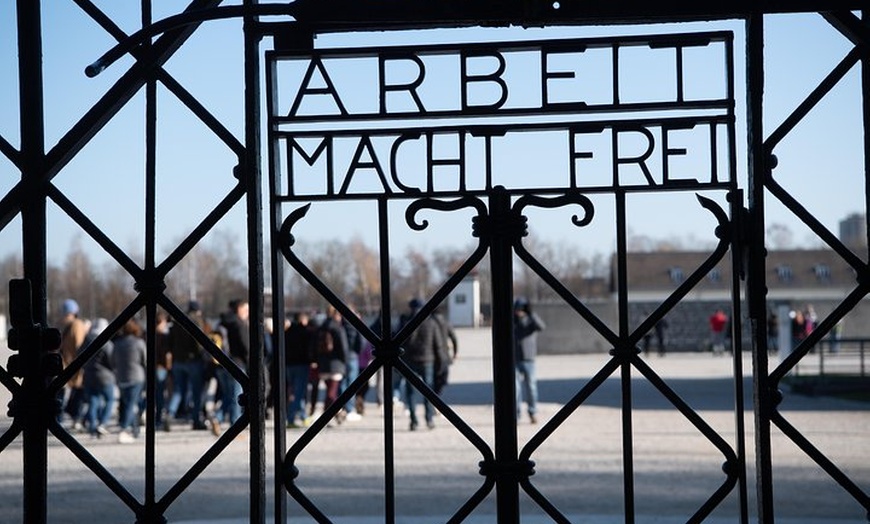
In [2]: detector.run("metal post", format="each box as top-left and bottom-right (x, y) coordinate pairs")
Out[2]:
(265, 41), (287, 524)
(488, 187), (520, 522)
(729, 190), (750, 524)
(614, 191), (635, 523)
(863, 9), (870, 382)
(746, 11), (775, 524)
(244, 1), (266, 522)
(17, 1), (48, 522)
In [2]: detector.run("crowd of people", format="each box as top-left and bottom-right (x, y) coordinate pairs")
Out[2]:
(49, 292), (843, 443)
(55, 293), (558, 440)
(283, 299), (460, 431)
(55, 296), (470, 440)
(57, 298), (252, 443)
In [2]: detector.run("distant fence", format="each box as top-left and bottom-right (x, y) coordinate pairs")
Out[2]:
(536, 299), (870, 355)
(792, 337), (869, 377)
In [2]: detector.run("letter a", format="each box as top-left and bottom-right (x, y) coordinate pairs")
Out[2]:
(288, 57), (349, 117)
(339, 136), (393, 195)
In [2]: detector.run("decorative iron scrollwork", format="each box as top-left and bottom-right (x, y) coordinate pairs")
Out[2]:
(514, 192), (595, 228)
(405, 195), (487, 231)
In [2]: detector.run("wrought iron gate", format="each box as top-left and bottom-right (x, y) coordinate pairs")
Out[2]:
(1, 2), (869, 523)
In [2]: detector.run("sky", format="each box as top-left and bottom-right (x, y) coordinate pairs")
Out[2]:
(0, 3), (866, 276)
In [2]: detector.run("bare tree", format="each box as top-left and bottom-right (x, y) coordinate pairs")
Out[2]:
(389, 247), (434, 311)
(98, 263), (136, 321)
(164, 230), (247, 318)
(282, 239), (359, 313)
(347, 237), (380, 314)
(54, 237), (98, 319)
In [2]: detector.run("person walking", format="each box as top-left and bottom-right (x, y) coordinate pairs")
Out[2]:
(766, 309), (779, 354)
(432, 308), (458, 396)
(204, 319), (229, 435)
(654, 317), (669, 356)
(400, 298), (445, 431)
(164, 301), (209, 431)
(152, 310), (172, 430)
(790, 308), (807, 352)
(284, 311), (315, 428)
(313, 307), (348, 424)
(111, 318), (146, 443)
(81, 318), (115, 438)
(58, 298), (89, 429)
(341, 309), (363, 421)
(514, 297), (545, 424)
(218, 299), (250, 425)
(709, 308), (729, 355)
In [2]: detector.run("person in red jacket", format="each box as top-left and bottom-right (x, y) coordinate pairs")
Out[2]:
(709, 309), (728, 355)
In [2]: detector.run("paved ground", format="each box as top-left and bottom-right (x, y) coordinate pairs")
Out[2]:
(0, 328), (868, 523)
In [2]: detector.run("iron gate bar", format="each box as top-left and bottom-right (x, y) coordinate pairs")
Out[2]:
(17, 3), (49, 521)
(84, 4), (300, 78)
(0, 136), (19, 168)
(48, 417), (143, 510)
(0, 370), (20, 403)
(764, 176), (867, 270)
(158, 183), (248, 275)
(487, 186), (522, 523)
(744, 13), (773, 523)
(243, 1), (268, 521)
(266, 32), (290, 523)
(770, 287), (867, 385)
(631, 357), (739, 522)
(0, 420), (23, 454)
(519, 358), (622, 523)
(614, 189), (635, 523)
(755, 9), (870, 517)
(865, 11), (870, 301)
(49, 304), (141, 403)
(143, 2), (161, 511)
(728, 189), (750, 523)
(823, 11), (870, 50)
(46, 300), (146, 513)
(0, 0), (222, 232)
(72, 0), (247, 157)
(769, 290), (870, 489)
(377, 195), (396, 524)
(11, 1), (263, 521)
(45, 184), (144, 278)
(276, 196), (500, 521)
(285, 0), (867, 30)
(764, 47), (863, 153)
(771, 407), (870, 511)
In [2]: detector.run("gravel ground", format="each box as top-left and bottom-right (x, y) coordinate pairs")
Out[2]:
(0, 328), (868, 523)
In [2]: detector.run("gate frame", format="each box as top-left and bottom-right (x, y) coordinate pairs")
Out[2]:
(4, 1), (870, 523)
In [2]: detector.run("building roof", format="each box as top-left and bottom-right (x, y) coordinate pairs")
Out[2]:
(619, 248), (860, 300)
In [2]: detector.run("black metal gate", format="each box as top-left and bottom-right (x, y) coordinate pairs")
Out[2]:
(1, 2), (869, 523)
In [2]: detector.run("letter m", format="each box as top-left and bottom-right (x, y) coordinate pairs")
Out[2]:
(286, 136), (334, 196)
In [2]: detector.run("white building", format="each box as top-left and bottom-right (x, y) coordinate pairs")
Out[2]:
(447, 276), (481, 327)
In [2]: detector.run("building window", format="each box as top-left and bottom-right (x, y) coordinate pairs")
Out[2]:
(775, 265), (793, 282)
(668, 267), (684, 283)
(708, 269), (721, 283)
(454, 294), (467, 304)
(813, 264), (831, 281)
